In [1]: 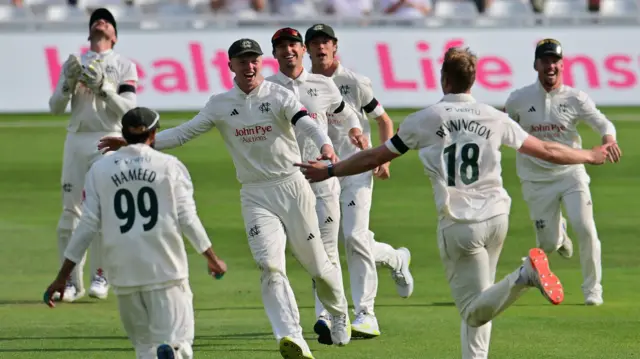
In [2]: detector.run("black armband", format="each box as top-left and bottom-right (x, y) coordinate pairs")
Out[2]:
(362, 98), (379, 114)
(291, 110), (308, 125)
(390, 134), (409, 154)
(118, 84), (136, 94)
(333, 101), (345, 114)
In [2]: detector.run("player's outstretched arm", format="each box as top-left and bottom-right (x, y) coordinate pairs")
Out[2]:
(576, 91), (622, 162)
(173, 161), (226, 278)
(519, 136), (611, 165)
(295, 144), (400, 182)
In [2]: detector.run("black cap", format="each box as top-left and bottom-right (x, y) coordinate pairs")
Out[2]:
(122, 107), (160, 133)
(304, 24), (337, 44)
(271, 27), (304, 47)
(535, 38), (563, 59)
(89, 8), (117, 37)
(228, 38), (263, 59)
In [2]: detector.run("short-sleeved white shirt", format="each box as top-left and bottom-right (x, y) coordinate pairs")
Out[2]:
(385, 93), (529, 226)
(505, 81), (616, 182)
(67, 50), (138, 133)
(330, 63), (386, 159)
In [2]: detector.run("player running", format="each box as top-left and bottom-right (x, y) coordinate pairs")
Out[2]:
(48, 7), (138, 302)
(504, 39), (622, 306)
(44, 107), (227, 359)
(303, 23), (414, 338)
(296, 47), (613, 359)
(99, 38), (351, 359)
(267, 27), (369, 345)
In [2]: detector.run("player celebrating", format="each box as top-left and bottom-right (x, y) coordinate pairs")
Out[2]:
(99, 38), (351, 359)
(44, 107), (227, 359)
(48, 7), (138, 302)
(504, 39), (622, 306)
(303, 23), (414, 338)
(295, 47), (613, 359)
(267, 27), (368, 345)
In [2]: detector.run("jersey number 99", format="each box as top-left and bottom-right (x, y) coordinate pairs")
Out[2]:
(444, 143), (480, 186)
(114, 187), (159, 234)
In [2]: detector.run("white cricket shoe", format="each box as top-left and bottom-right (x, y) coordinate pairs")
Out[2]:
(330, 313), (351, 346)
(392, 247), (414, 298)
(521, 248), (564, 305)
(279, 336), (314, 359)
(351, 311), (380, 339)
(557, 217), (574, 259)
(157, 344), (177, 359)
(585, 293), (603, 306)
(313, 314), (332, 345)
(89, 274), (109, 300)
(61, 282), (85, 303)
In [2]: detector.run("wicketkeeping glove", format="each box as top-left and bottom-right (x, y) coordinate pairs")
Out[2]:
(80, 59), (105, 92)
(61, 54), (81, 95)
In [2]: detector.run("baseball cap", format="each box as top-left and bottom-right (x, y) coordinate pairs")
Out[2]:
(122, 107), (160, 134)
(89, 8), (117, 37)
(304, 24), (337, 44)
(535, 38), (563, 59)
(228, 38), (263, 59)
(271, 27), (304, 47)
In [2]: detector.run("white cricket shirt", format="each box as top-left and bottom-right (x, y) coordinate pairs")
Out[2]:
(385, 94), (530, 226)
(65, 50), (138, 133)
(505, 81), (616, 182)
(267, 69), (359, 162)
(154, 80), (332, 185)
(330, 63), (386, 159)
(64, 144), (212, 293)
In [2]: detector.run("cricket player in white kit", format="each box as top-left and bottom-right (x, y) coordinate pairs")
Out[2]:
(504, 39), (622, 306)
(44, 107), (228, 359)
(48, 8), (138, 302)
(267, 27), (369, 346)
(296, 47), (613, 359)
(304, 23), (414, 338)
(99, 39), (351, 359)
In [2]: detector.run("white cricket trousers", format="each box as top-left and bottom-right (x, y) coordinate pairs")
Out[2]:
(309, 178), (344, 318)
(438, 214), (530, 359)
(521, 174), (602, 298)
(240, 172), (348, 342)
(58, 131), (119, 290)
(117, 281), (194, 359)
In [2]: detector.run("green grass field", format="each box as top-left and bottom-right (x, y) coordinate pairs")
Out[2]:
(1, 108), (639, 359)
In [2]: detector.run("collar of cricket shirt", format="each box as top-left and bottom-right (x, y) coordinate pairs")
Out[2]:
(535, 79), (564, 96)
(232, 78), (265, 98)
(441, 93), (476, 103)
(86, 49), (113, 58)
(276, 68), (309, 85)
(331, 62), (344, 78)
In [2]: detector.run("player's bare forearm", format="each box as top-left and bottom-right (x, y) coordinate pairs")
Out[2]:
(375, 113), (394, 144)
(333, 145), (399, 177)
(56, 259), (77, 282)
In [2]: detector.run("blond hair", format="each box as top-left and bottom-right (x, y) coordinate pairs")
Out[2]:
(441, 47), (477, 93)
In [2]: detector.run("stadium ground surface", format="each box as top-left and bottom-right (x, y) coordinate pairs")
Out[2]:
(0, 108), (638, 359)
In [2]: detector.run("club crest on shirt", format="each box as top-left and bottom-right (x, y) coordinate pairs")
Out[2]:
(339, 84), (350, 96)
(259, 102), (271, 113)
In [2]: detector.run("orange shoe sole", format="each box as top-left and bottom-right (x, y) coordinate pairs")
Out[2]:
(528, 248), (564, 305)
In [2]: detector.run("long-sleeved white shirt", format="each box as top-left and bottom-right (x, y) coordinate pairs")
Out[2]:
(64, 144), (212, 294)
(48, 49), (138, 133)
(154, 80), (332, 185)
(329, 63), (386, 160)
(386, 94), (529, 228)
(505, 81), (616, 182)
(266, 69), (361, 163)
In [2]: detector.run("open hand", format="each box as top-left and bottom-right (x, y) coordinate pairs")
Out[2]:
(98, 136), (128, 153)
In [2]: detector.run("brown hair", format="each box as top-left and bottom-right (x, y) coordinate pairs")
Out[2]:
(441, 47), (477, 93)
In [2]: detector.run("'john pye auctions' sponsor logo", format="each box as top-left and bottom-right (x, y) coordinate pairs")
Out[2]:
(235, 125), (273, 143)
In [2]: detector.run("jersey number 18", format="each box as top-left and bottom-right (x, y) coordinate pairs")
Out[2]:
(114, 187), (159, 234)
(443, 143), (480, 186)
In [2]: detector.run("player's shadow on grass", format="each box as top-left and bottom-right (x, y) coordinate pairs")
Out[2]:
(195, 302), (456, 311)
(0, 348), (131, 353)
